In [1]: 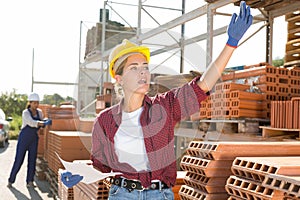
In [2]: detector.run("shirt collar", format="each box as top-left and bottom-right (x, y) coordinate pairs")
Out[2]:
(112, 95), (152, 116)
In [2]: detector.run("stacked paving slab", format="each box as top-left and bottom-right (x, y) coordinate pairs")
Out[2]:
(179, 141), (300, 200)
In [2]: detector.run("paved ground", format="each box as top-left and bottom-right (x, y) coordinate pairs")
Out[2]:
(0, 140), (54, 200)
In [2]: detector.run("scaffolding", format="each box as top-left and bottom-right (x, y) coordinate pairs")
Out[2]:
(77, 0), (300, 117)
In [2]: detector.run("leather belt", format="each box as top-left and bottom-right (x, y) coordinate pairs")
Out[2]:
(111, 177), (169, 191)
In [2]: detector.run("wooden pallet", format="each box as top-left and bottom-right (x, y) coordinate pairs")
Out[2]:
(200, 118), (269, 134)
(260, 126), (300, 139)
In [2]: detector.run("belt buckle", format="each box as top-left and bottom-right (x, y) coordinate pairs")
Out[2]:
(136, 187), (145, 191)
(134, 182), (145, 191)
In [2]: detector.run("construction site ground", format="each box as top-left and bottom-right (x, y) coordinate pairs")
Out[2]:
(0, 140), (54, 200)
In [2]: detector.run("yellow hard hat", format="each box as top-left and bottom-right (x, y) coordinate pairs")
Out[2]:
(108, 39), (150, 79)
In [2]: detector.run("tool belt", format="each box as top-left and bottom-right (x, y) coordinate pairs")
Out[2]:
(111, 177), (169, 191)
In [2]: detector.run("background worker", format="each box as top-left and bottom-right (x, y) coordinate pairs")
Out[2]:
(7, 92), (51, 188)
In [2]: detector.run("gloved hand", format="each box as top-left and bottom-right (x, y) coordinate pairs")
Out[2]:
(227, 1), (253, 48)
(60, 171), (83, 188)
(43, 119), (52, 126)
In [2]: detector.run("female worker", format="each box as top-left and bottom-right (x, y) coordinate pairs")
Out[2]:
(8, 92), (51, 188)
(61, 1), (254, 199)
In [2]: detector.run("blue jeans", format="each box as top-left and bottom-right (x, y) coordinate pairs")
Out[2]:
(108, 185), (174, 200)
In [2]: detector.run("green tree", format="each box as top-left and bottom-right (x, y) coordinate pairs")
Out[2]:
(272, 57), (284, 67)
(0, 89), (27, 117)
(41, 93), (65, 106)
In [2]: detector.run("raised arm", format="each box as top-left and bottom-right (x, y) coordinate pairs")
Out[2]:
(198, 1), (253, 93)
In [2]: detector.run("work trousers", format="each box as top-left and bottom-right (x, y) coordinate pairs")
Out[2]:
(8, 126), (39, 184)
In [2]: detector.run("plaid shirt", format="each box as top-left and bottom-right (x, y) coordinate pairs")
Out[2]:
(91, 76), (208, 188)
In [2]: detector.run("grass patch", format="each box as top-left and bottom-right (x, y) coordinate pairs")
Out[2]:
(8, 114), (22, 140)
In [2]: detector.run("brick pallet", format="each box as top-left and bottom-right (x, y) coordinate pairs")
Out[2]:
(259, 97), (300, 139)
(179, 141), (300, 200)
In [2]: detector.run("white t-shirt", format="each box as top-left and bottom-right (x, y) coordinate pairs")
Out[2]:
(114, 107), (150, 172)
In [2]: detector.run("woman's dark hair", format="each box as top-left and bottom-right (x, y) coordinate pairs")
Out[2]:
(114, 58), (128, 100)
(27, 102), (32, 109)
(115, 58), (127, 76)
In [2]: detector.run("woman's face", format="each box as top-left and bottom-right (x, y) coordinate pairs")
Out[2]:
(30, 101), (39, 110)
(116, 53), (150, 95)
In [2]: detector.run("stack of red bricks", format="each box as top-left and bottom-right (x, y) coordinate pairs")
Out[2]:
(45, 131), (91, 199)
(198, 64), (300, 120)
(179, 140), (300, 200)
(200, 82), (266, 119)
(48, 106), (80, 131)
(284, 10), (300, 68)
(271, 97), (300, 129)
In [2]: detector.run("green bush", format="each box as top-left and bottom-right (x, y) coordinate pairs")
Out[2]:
(9, 114), (22, 140)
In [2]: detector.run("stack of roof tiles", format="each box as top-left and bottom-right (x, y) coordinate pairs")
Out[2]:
(179, 141), (300, 200)
(226, 157), (300, 199)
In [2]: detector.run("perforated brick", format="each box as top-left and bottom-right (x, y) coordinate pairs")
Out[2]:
(180, 155), (232, 177)
(183, 171), (227, 193)
(230, 91), (264, 101)
(179, 185), (229, 200)
(225, 175), (284, 200)
(231, 157), (300, 183)
(263, 174), (300, 198)
(186, 141), (300, 160)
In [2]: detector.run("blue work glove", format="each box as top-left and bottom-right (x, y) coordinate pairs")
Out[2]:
(60, 171), (83, 188)
(227, 1), (253, 48)
(43, 119), (52, 126)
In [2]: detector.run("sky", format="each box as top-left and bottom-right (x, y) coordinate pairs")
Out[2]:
(0, 0), (287, 100)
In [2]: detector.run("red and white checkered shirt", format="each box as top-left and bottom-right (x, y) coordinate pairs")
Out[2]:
(91, 76), (209, 188)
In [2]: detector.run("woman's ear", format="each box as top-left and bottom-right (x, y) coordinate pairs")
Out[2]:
(115, 75), (123, 85)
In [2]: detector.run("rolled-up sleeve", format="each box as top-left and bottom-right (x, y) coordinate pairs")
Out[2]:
(169, 76), (209, 121)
